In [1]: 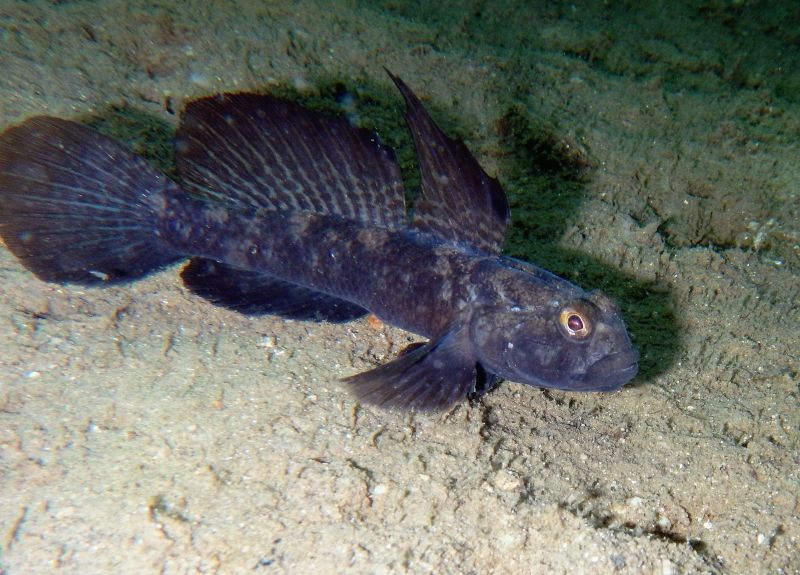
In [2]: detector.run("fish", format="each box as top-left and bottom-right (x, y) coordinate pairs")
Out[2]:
(0, 71), (639, 411)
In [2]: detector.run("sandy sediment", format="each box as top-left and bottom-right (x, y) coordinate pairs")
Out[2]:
(0, 1), (797, 573)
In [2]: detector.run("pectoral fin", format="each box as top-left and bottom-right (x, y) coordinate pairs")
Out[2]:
(344, 325), (476, 411)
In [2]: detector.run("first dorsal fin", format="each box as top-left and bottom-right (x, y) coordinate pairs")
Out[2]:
(174, 92), (407, 229)
(388, 71), (509, 255)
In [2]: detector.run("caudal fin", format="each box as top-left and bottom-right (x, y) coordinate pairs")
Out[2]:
(0, 117), (181, 284)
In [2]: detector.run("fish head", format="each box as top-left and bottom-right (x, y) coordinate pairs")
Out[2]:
(470, 289), (639, 392)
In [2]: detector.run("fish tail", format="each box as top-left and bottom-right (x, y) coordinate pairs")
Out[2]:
(0, 116), (182, 284)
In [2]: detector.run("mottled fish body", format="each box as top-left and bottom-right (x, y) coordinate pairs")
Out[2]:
(0, 72), (638, 411)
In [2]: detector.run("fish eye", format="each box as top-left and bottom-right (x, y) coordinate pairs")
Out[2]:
(559, 306), (591, 339)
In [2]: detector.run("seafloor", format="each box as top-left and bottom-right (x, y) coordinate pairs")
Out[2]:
(0, 1), (797, 574)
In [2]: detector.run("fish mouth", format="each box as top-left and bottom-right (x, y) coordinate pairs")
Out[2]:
(506, 348), (639, 393)
(578, 349), (640, 391)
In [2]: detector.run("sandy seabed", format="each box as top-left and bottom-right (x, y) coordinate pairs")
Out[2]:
(0, 1), (797, 574)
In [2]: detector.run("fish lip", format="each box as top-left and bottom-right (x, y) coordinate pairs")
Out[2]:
(507, 348), (639, 392)
(508, 348), (639, 392)
(579, 349), (640, 391)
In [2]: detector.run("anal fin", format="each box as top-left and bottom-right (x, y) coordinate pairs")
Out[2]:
(181, 258), (367, 322)
(344, 325), (476, 411)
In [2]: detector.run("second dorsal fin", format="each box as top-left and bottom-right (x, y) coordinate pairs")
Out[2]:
(174, 92), (407, 229)
(388, 71), (510, 255)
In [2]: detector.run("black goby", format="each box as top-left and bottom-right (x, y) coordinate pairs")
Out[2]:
(0, 72), (638, 411)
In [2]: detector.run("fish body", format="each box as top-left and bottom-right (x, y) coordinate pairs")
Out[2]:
(0, 72), (638, 410)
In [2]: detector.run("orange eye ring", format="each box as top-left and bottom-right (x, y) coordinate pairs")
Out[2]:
(559, 307), (591, 339)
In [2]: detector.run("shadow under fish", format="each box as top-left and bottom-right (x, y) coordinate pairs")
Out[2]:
(0, 71), (638, 411)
